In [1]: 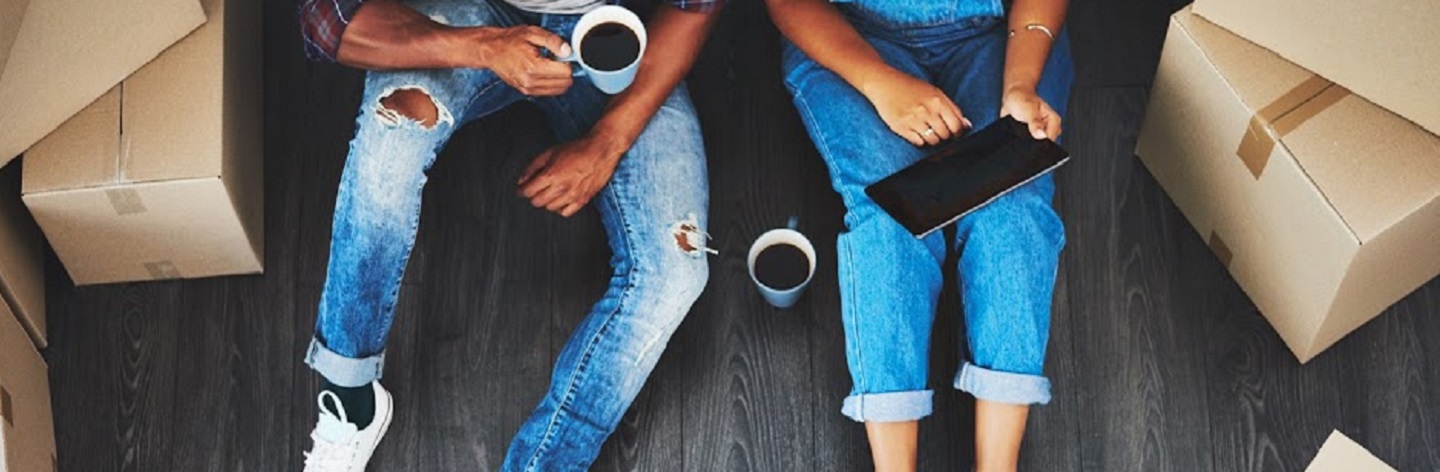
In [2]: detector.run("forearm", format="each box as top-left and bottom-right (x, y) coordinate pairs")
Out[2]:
(764, 0), (895, 95)
(590, 5), (720, 150)
(334, 0), (489, 70)
(1003, 0), (1067, 94)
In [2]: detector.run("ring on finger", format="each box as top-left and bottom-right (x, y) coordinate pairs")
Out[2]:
(921, 127), (936, 137)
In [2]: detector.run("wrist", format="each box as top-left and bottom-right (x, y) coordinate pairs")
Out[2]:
(445, 26), (500, 69)
(587, 123), (634, 162)
(855, 66), (900, 98)
(1003, 83), (1038, 98)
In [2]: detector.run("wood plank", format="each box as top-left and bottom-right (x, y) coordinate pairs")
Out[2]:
(675, 1), (822, 470)
(1205, 277), (1440, 472)
(405, 108), (575, 471)
(1396, 280), (1440, 470)
(1066, 0), (1191, 88)
(1059, 86), (1218, 472)
(47, 279), (185, 472)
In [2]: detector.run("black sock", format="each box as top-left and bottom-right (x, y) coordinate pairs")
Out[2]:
(321, 380), (376, 430)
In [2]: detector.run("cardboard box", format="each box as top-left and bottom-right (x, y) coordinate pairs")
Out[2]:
(1135, 9), (1440, 363)
(0, 0), (206, 167)
(0, 165), (44, 347)
(0, 300), (55, 472)
(1305, 431), (1395, 472)
(21, 0), (264, 286)
(1194, 0), (1440, 136)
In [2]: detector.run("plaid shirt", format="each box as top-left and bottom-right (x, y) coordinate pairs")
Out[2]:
(298, 0), (725, 62)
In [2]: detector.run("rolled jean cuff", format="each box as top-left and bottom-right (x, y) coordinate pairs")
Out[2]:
(305, 337), (385, 387)
(841, 390), (933, 422)
(954, 362), (1051, 405)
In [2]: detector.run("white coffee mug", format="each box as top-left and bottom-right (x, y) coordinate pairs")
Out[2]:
(558, 6), (647, 95)
(747, 218), (817, 309)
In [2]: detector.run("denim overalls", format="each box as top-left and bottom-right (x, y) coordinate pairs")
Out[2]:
(781, 0), (1074, 422)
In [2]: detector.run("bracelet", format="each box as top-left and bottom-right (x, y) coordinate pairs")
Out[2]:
(1008, 23), (1055, 40)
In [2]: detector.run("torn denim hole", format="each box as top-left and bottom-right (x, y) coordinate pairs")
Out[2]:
(671, 213), (718, 257)
(374, 85), (454, 130)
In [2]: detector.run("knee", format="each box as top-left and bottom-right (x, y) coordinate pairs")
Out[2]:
(345, 88), (459, 216)
(659, 216), (713, 303)
(649, 255), (709, 308)
(345, 152), (426, 217)
(622, 241), (710, 319)
(375, 87), (449, 130)
(962, 188), (1064, 254)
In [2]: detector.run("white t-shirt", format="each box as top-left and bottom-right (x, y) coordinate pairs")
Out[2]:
(504, 0), (607, 14)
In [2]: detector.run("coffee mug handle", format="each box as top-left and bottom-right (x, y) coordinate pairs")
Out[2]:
(786, 215), (799, 230)
(556, 50), (587, 77)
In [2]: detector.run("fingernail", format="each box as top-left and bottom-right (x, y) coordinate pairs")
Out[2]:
(1036, 130), (1048, 139)
(559, 44), (573, 57)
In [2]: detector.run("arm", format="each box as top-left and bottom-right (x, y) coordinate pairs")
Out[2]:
(299, 0), (575, 95)
(1000, 0), (1069, 139)
(764, 0), (968, 146)
(589, 4), (720, 161)
(518, 4), (723, 217)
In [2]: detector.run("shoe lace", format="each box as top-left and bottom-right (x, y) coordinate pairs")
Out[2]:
(303, 431), (357, 471)
(303, 390), (360, 471)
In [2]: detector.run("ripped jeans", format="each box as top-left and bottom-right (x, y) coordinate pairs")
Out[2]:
(302, 1), (710, 470)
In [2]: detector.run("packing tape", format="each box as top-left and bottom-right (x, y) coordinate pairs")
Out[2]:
(1208, 231), (1233, 268)
(144, 261), (181, 280)
(1, 384), (12, 426)
(106, 188), (147, 215)
(1235, 75), (1349, 178)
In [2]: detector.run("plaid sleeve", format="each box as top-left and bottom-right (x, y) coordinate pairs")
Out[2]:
(297, 0), (366, 62)
(667, 0), (725, 13)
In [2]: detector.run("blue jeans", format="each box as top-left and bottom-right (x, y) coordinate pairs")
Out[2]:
(782, 2), (1073, 422)
(302, 1), (711, 469)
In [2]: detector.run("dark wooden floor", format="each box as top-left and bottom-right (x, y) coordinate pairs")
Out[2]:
(40, 0), (1440, 471)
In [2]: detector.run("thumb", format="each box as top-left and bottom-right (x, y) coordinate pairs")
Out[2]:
(1028, 115), (1049, 140)
(519, 152), (552, 185)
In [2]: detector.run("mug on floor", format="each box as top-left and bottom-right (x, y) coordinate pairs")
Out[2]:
(747, 217), (817, 309)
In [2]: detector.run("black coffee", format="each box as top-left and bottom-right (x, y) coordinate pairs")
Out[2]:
(755, 244), (810, 290)
(581, 22), (640, 72)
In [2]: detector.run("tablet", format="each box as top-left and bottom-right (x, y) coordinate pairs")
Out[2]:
(865, 116), (1070, 238)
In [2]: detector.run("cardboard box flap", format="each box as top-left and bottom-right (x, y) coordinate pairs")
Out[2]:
(23, 0), (233, 192)
(0, 0), (205, 167)
(22, 86), (124, 194)
(1179, 12), (1440, 244)
(123, 0), (229, 184)
(0, 0), (30, 71)
(0, 301), (55, 472)
(1305, 431), (1396, 472)
(1283, 92), (1440, 243)
(1175, 12), (1315, 130)
(1194, 0), (1440, 136)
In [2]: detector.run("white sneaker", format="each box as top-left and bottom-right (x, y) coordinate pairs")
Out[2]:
(303, 381), (394, 472)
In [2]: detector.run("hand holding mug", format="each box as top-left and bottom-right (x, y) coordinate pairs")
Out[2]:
(478, 25), (575, 97)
